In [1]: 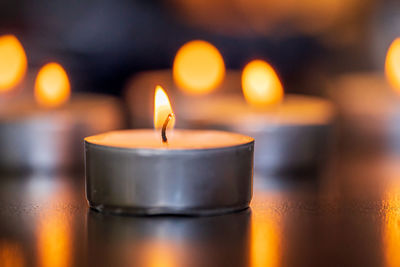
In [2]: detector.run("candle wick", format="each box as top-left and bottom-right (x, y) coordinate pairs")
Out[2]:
(162, 113), (174, 143)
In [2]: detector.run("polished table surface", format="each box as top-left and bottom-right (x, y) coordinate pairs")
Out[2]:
(1, 151), (400, 267)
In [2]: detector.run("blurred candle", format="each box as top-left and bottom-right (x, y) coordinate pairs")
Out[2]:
(0, 35), (27, 94)
(126, 43), (334, 174)
(0, 61), (125, 171)
(329, 37), (400, 153)
(180, 59), (335, 174)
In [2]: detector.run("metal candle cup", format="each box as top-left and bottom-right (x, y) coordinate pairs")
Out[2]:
(329, 72), (400, 153)
(0, 94), (125, 171)
(85, 129), (254, 215)
(125, 70), (335, 175)
(180, 95), (335, 174)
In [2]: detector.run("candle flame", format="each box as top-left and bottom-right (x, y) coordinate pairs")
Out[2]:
(154, 85), (175, 130)
(242, 60), (284, 108)
(173, 40), (225, 95)
(385, 38), (400, 92)
(0, 35), (27, 92)
(34, 63), (71, 108)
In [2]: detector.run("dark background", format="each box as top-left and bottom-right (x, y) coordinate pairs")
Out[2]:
(0, 0), (394, 96)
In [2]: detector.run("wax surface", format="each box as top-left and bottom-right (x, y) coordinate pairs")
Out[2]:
(181, 94), (335, 129)
(332, 73), (398, 116)
(85, 129), (253, 149)
(0, 94), (121, 122)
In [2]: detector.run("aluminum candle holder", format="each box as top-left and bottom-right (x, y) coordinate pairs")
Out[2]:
(0, 94), (125, 171)
(85, 129), (254, 216)
(125, 70), (335, 174)
(180, 95), (335, 174)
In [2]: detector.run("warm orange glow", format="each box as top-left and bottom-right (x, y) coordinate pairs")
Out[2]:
(34, 62), (71, 108)
(385, 38), (400, 92)
(242, 59), (284, 108)
(0, 35), (27, 92)
(154, 85), (175, 129)
(142, 242), (176, 267)
(173, 40), (225, 94)
(38, 211), (71, 267)
(0, 242), (25, 267)
(384, 185), (400, 267)
(250, 213), (280, 267)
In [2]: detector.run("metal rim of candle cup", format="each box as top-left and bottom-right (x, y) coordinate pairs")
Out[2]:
(85, 133), (254, 216)
(0, 95), (125, 172)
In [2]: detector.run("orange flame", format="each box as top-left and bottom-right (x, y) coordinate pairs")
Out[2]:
(154, 85), (175, 129)
(0, 35), (27, 92)
(385, 38), (400, 92)
(173, 40), (225, 94)
(242, 60), (283, 108)
(34, 63), (71, 108)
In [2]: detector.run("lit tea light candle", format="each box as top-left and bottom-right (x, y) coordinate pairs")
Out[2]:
(180, 60), (335, 174)
(0, 61), (125, 171)
(126, 43), (334, 174)
(329, 38), (400, 153)
(85, 86), (254, 215)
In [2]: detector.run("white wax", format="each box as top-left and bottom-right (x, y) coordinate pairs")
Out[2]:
(180, 94), (335, 130)
(125, 70), (334, 130)
(85, 129), (253, 150)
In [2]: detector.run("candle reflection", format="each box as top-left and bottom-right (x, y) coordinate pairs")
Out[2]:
(87, 210), (251, 267)
(0, 241), (25, 267)
(37, 213), (71, 267)
(250, 207), (281, 267)
(34, 178), (73, 267)
(384, 183), (400, 267)
(140, 242), (177, 267)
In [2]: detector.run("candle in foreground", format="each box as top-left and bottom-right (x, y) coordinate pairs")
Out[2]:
(85, 86), (254, 215)
(0, 61), (124, 171)
(125, 42), (335, 174)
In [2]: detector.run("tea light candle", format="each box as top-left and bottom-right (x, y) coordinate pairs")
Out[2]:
(85, 86), (254, 215)
(328, 38), (400, 153)
(0, 62), (125, 171)
(181, 93), (335, 174)
(126, 62), (334, 174)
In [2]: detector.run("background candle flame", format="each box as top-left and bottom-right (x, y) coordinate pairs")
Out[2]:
(0, 35), (27, 92)
(154, 85), (175, 130)
(173, 40), (225, 95)
(385, 38), (400, 92)
(241, 59), (284, 108)
(34, 62), (71, 108)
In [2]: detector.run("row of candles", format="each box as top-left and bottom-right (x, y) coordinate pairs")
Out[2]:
(1, 33), (400, 215)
